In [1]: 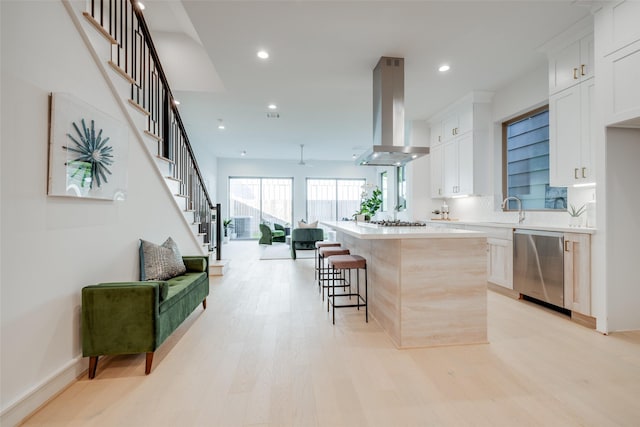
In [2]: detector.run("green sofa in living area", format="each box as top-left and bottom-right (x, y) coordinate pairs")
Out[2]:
(81, 238), (209, 378)
(259, 223), (286, 244)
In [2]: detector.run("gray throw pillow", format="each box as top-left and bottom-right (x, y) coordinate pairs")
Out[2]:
(139, 237), (187, 281)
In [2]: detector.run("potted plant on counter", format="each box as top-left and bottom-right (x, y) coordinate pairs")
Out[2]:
(568, 204), (586, 227)
(354, 187), (383, 222)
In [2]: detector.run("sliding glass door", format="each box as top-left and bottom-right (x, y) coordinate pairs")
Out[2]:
(306, 178), (365, 222)
(229, 177), (293, 239)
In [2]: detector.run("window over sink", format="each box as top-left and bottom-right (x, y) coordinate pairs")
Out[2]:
(502, 106), (567, 211)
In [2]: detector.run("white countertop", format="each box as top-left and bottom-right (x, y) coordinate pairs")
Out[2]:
(321, 221), (486, 240)
(424, 219), (596, 234)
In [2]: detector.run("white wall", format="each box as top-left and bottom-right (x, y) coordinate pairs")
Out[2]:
(605, 127), (640, 331)
(1, 2), (201, 424)
(216, 157), (376, 226)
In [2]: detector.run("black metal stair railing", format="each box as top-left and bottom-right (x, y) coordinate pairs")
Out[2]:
(86, 0), (217, 254)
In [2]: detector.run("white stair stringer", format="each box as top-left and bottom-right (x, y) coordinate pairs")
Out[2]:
(63, 0), (208, 255)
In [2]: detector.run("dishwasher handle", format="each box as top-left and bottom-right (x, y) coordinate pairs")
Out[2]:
(514, 229), (564, 239)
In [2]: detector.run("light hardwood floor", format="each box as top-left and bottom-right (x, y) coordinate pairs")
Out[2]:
(23, 241), (640, 426)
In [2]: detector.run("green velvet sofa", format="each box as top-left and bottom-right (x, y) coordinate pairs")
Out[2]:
(259, 223), (286, 244)
(81, 256), (209, 378)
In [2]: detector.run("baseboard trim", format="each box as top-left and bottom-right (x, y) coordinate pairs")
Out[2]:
(487, 282), (520, 299)
(0, 357), (85, 427)
(572, 311), (597, 329)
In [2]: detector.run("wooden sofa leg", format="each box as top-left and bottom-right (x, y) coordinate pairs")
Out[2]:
(88, 356), (99, 379)
(202, 298), (207, 309)
(145, 352), (154, 375)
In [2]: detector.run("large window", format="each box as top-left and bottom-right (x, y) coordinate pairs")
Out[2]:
(306, 178), (365, 222)
(503, 106), (567, 210)
(380, 171), (389, 212)
(229, 177), (293, 239)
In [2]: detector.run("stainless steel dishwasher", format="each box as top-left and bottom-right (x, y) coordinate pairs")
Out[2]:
(513, 229), (564, 307)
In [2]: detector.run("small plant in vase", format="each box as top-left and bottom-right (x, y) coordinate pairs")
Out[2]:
(568, 204), (586, 227)
(222, 219), (234, 243)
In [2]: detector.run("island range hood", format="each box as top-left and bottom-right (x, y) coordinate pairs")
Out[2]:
(356, 57), (429, 167)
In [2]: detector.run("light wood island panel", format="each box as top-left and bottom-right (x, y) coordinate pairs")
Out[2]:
(326, 222), (487, 348)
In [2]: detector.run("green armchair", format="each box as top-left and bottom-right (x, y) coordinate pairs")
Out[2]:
(259, 223), (286, 245)
(290, 228), (324, 259)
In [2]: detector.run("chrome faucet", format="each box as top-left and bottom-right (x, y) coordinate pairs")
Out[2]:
(502, 196), (525, 224)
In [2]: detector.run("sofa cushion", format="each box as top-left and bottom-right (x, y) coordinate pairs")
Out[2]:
(159, 272), (207, 314)
(139, 237), (187, 281)
(183, 256), (207, 273)
(297, 220), (318, 228)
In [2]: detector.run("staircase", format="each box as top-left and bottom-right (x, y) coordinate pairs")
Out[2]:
(65, 0), (226, 273)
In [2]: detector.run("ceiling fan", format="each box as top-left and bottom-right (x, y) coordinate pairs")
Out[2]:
(298, 144), (313, 167)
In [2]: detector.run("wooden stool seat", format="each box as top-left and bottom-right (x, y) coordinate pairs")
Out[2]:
(327, 254), (368, 324)
(318, 247), (350, 300)
(328, 254), (366, 270)
(315, 241), (341, 249)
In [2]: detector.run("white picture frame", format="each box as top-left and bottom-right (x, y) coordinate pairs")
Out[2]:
(48, 92), (128, 200)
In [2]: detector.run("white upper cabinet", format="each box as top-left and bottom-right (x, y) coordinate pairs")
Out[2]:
(545, 17), (596, 187)
(549, 79), (595, 186)
(548, 33), (594, 95)
(595, 0), (640, 127)
(441, 103), (473, 142)
(430, 143), (443, 198)
(429, 92), (492, 199)
(430, 121), (443, 146)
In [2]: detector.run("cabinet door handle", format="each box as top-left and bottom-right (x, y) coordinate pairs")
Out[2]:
(574, 168), (579, 179)
(581, 64), (586, 76)
(565, 240), (570, 252)
(438, 135), (441, 142)
(582, 167), (587, 178)
(573, 68), (578, 79)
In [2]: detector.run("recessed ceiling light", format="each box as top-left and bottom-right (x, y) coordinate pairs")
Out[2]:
(268, 103), (277, 110)
(257, 50), (269, 59)
(439, 64), (450, 72)
(352, 154), (357, 159)
(240, 150), (247, 157)
(217, 119), (225, 130)
(137, 2), (145, 10)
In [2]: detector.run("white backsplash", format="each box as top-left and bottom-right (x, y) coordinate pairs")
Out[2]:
(423, 187), (596, 228)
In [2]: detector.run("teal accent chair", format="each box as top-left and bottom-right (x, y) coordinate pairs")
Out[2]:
(259, 223), (286, 245)
(290, 228), (324, 259)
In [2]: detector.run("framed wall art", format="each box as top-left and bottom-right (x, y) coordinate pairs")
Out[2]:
(48, 92), (128, 200)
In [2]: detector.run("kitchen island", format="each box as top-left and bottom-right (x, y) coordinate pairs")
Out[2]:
(321, 221), (488, 348)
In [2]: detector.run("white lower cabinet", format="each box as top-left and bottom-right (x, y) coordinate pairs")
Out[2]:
(487, 237), (513, 289)
(464, 225), (514, 290)
(564, 232), (591, 315)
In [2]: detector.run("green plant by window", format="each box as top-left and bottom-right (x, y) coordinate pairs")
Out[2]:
(222, 219), (234, 237)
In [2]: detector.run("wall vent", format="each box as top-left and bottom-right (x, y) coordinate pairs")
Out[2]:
(266, 112), (280, 118)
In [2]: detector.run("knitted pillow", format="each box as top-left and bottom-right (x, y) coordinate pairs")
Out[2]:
(139, 237), (186, 281)
(297, 220), (318, 228)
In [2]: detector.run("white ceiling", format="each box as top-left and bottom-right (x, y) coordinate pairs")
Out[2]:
(143, 1), (590, 163)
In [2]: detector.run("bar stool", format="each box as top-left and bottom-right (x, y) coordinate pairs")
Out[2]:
(318, 246), (350, 300)
(327, 254), (368, 325)
(315, 241), (342, 281)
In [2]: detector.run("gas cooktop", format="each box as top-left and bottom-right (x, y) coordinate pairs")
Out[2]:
(368, 220), (426, 227)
